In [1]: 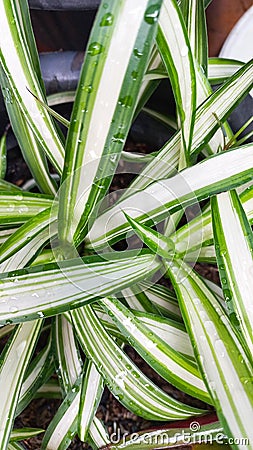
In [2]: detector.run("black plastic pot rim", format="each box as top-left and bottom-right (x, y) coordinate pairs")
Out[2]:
(28, 0), (100, 10)
(1, 51), (252, 144)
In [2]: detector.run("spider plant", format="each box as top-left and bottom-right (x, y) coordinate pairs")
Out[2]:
(0, 0), (253, 449)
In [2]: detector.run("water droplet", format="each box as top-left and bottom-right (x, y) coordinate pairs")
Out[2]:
(133, 48), (143, 58)
(109, 154), (117, 163)
(19, 206), (29, 213)
(88, 42), (104, 56)
(15, 194), (23, 201)
(115, 371), (126, 389)
(83, 85), (93, 93)
(8, 204), (15, 212)
(9, 306), (18, 313)
(3, 88), (13, 104)
(118, 95), (133, 108)
(100, 12), (114, 27)
(240, 376), (253, 385)
(32, 292), (39, 298)
(144, 5), (160, 24)
(224, 288), (232, 302)
(132, 371), (140, 379)
(37, 311), (44, 318)
(112, 133), (125, 143)
(131, 70), (138, 80)
(238, 354), (244, 364)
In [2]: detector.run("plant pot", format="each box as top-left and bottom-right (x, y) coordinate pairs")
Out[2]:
(1, 49), (252, 149)
(29, 0), (100, 10)
(29, 0), (98, 52)
(2, 50), (174, 185)
(206, 0), (252, 56)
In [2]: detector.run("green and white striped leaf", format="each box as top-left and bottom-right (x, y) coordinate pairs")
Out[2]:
(135, 46), (165, 118)
(0, 103), (57, 195)
(72, 305), (205, 421)
(0, 207), (57, 272)
(172, 184), (253, 259)
(0, 132), (7, 179)
(0, 229), (19, 246)
(0, 180), (22, 193)
(0, 192), (53, 227)
(36, 378), (61, 399)
(142, 106), (177, 131)
(88, 417), (110, 449)
(41, 375), (82, 450)
(10, 428), (44, 442)
(78, 360), (104, 442)
(180, 1), (225, 159)
(134, 311), (193, 358)
(208, 58), (244, 84)
(0, 320), (42, 449)
(122, 283), (179, 318)
(124, 211), (175, 258)
(16, 334), (54, 415)
(166, 259), (253, 450)
(58, 0), (162, 247)
(180, 0), (208, 74)
(53, 314), (82, 395)
(0, 250), (161, 324)
(137, 282), (181, 319)
(125, 59), (253, 193)
(31, 249), (55, 266)
(212, 190), (253, 356)
(121, 285), (160, 314)
(101, 296), (210, 404)
(0, 324), (14, 339)
(8, 443), (27, 450)
(86, 144), (253, 249)
(95, 306), (194, 358)
(157, 0), (196, 167)
(0, 0), (64, 189)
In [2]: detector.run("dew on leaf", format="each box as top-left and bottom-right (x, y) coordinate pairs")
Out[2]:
(118, 95), (133, 108)
(144, 4), (160, 24)
(88, 42), (105, 56)
(100, 12), (114, 27)
(133, 48), (143, 58)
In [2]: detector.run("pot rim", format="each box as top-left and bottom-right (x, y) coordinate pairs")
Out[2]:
(28, 0), (100, 11)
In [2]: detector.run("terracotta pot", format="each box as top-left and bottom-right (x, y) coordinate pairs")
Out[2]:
(206, 0), (252, 56)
